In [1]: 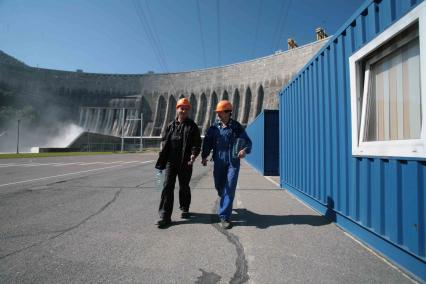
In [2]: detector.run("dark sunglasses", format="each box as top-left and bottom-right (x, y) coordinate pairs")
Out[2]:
(179, 107), (190, 111)
(224, 110), (232, 113)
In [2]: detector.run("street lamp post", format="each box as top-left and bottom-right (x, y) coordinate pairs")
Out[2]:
(16, 119), (20, 154)
(140, 113), (143, 152)
(87, 129), (90, 152)
(121, 108), (125, 152)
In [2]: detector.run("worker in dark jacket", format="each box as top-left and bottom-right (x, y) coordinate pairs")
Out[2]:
(201, 100), (252, 229)
(155, 98), (202, 228)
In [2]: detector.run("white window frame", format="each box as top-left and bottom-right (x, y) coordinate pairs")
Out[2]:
(349, 1), (426, 158)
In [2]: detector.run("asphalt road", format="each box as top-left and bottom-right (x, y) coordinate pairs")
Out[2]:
(0, 153), (415, 283)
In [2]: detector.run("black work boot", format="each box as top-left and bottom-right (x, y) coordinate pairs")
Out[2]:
(180, 208), (190, 219)
(220, 219), (232, 229)
(157, 218), (171, 228)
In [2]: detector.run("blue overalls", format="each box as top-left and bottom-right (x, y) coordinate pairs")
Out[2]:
(202, 119), (252, 221)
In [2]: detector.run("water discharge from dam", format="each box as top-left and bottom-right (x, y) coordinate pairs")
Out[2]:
(78, 98), (142, 137)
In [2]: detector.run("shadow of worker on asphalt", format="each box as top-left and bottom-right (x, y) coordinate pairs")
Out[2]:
(171, 208), (331, 229)
(231, 208), (332, 229)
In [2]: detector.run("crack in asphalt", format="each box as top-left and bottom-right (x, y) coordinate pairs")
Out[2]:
(211, 200), (249, 284)
(49, 189), (122, 240)
(0, 189), (122, 260)
(191, 166), (249, 284)
(135, 177), (156, 188)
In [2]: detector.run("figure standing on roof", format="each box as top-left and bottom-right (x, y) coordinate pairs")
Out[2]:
(155, 98), (202, 228)
(201, 100), (252, 229)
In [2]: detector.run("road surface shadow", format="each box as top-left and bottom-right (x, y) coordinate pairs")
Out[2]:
(171, 208), (331, 229)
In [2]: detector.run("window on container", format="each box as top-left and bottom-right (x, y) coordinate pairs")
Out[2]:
(362, 25), (421, 142)
(349, 2), (426, 158)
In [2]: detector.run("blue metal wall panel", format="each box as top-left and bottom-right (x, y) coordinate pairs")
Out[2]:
(245, 110), (279, 176)
(279, 0), (425, 281)
(245, 113), (264, 175)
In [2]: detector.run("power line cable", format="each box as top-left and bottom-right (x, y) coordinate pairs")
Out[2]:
(132, 0), (177, 93)
(137, 1), (168, 72)
(275, 0), (292, 50)
(216, 0), (221, 66)
(132, 0), (163, 68)
(271, 0), (286, 50)
(145, 0), (170, 72)
(196, 0), (207, 68)
(251, 0), (264, 59)
(144, 0), (178, 92)
(274, 0), (290, 50)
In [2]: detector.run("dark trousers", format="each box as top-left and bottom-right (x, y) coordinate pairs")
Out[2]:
(158, 161), (192, 220)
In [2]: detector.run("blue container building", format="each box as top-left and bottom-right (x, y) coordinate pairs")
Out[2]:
(279, 0), (426, 281)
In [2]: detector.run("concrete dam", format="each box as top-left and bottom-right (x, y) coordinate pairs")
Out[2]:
(0, 37), (327, 148)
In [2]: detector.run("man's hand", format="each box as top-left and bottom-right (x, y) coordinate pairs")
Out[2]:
(201, 158), (208, 166)
(188, 154), (196, 165)
(238, 149), (246, 159)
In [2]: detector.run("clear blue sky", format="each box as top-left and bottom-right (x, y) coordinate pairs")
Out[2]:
(0, 0), (365, 74)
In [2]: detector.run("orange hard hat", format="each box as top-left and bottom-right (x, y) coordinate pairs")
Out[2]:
(215, 100), (233, 112)
(176, 98), (191, 109)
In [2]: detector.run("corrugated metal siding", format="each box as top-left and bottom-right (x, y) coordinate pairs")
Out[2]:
(279, 0), (425, 280)
(246, 110), (279, 176)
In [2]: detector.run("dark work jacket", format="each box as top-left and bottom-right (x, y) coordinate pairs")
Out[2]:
(155, 118), (201, 170)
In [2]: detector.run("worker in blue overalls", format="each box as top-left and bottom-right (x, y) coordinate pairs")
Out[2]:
(201, 100), (252, 229)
